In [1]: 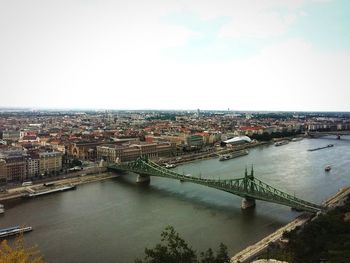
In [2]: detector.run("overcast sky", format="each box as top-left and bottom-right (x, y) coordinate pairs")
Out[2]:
(1, 0), (350, 111)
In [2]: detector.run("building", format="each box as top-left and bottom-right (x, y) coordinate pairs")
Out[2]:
(186, 135), (204, 149)
(0, 159), (6, 183)
(0, 154), (27, 182)
(238, 126), (264, 136)
(97, 142), (176, 163)
(2, 130), (20, 141)
(26, 156), (40, 178)
(39, 152), (63, 176)
(68, 142), (105, 160)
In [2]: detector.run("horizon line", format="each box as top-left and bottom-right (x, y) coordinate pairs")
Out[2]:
(0, 106), (350, 114)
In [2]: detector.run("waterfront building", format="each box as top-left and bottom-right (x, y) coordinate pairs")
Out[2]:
(39, 152), (63, 176)
(0, 154), (27, 182)
(26, 156), (40, 178)
(97, 142), (176, 163)
(186, 135), (204, 149)
(0, 159), (6, 183)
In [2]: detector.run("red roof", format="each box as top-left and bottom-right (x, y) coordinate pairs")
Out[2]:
(240, 126), (263, 131)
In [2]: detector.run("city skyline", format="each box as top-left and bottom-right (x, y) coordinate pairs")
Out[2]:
(1, 0), (350, 111)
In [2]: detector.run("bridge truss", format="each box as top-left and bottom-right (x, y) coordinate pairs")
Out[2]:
(108, 158), (324, 213)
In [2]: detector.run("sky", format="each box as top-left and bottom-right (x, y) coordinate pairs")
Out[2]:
(1, 0), (350, 111)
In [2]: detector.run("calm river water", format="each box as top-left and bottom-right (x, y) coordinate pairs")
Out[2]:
(1, 136), (350, 263)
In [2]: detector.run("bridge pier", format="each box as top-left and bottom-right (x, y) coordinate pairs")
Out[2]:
(241, 197), (256, 209)
(136, 174), (150, 184)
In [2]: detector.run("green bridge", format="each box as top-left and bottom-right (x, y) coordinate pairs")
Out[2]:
(108, 157), (324, 213)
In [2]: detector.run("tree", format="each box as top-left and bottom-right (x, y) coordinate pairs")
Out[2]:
(200, 248), (215, 263)
(71, 158), (82, 167)
(135, 226), (230, 263)
(213, 243), (230, 263)
(135, 226), (197, 263)
(0, 235), (46, 263)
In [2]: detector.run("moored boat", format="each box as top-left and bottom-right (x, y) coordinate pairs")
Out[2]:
(165, 163), (177, 169)
(274, 140), (289, 146)
(219, 150), (249, 161)
(219, 154), (231, 161)
(0, 226), (33, 238)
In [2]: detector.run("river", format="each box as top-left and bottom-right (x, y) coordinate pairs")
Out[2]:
(1, 136), (350, 263)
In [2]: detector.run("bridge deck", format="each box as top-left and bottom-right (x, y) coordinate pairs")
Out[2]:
(108, 158), (324, 213)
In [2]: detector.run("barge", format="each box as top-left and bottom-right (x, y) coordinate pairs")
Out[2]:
(308, 144), (334, 152)
(23, 185), (77, 198)
(219, 150), (249, 161)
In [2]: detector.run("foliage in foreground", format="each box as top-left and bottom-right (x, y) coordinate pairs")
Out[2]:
(0, 235), (45, 263)
(260, 201), (350, 263)
(135, 226), (230, 263)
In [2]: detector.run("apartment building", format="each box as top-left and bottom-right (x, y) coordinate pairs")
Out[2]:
(39, 152), (63, 175)
(0, 154), (26, 182)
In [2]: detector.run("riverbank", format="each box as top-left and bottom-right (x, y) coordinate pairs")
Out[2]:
(230, 184), (350, 263)
(230, 213), (313, 263)
(0, 172), (119, 202)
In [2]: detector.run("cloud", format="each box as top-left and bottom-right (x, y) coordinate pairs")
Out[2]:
(0, 0), (348, 111)
(219, 11), (298, 38)
(165, 0), (335, 39)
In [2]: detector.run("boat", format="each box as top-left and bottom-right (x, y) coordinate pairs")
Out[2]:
(274, 140), (289, 146)
(325, 165), (331, 172)
(0, 204), (4, 214)
(308, 144), (334, 152)
(0, 226), (33, 238)
(165, 163), (177, 169)
(219, 154), (231, 161)
(219, 150), (249, 161)
(22, 184), (77, 198)
(291, 137), (303, 142)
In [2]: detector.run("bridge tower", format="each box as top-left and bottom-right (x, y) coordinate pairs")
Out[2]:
(241, 166), (256, 209)
(134, 157), (151, 184)
(136, 174), (151, 184)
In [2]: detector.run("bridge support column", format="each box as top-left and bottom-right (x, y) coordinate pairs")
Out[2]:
(136, 174), (150, 184)
(241, 197), (256, 209)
